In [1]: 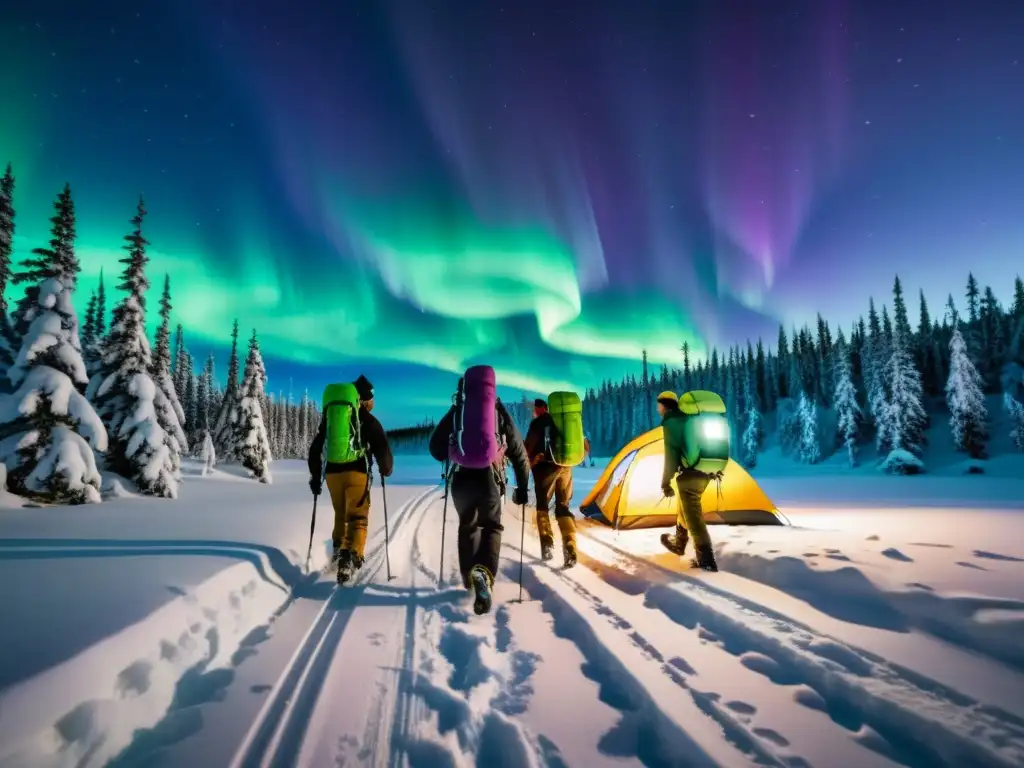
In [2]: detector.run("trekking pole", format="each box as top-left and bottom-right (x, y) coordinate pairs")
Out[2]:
(439, 460), (450, 588)
(382, 476), (394, 581)
(305, 493), (318, 575)
(517, 501), (526, 602)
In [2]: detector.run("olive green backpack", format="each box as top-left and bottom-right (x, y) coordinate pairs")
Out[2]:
(672, 390), (730, 474)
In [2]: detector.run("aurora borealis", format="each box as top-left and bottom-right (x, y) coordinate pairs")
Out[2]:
(2, 1), (1023, 425)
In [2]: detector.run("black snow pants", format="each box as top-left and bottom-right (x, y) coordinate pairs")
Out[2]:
(451, 467), (504, 587)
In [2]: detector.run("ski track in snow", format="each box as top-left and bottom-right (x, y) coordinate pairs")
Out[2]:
(227, 484), (441, 768)
(98, 482), (1024, 768)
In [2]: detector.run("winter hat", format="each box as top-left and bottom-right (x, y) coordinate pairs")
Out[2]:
(354, 375), (374, 401)
(656, 391), (679, 408)
(534, 398), (547, 409)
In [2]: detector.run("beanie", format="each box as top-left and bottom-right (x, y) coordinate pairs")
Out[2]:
(656, 390), (679, 408)
(354, 375), (374, 401)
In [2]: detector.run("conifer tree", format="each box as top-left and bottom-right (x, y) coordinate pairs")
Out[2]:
(833, 331), (861, 466)
(797, 391), (821, 463)
(87, 198), (179, 496)
(213, 319), (241, 456)
(1004, 391), (1024, 451)
(150, 274), (188, 463)
(94, 266), (107, 339)
(235, 329), (272, 481)
(0, 163), (16, 371)
(184, 353), (197, 437)
(883, 297), (928, 458)
(195, 357), (211, 441)
(946, 326), (988, 459)
(0, 184), (107, 503)
(681, 342), (692, 391)
(740, 360), (763, 467)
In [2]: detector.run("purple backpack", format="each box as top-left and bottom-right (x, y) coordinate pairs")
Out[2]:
(449, 365), (506, 469)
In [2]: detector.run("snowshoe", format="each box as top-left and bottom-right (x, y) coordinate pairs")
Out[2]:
(540, 541), (555, 561)
(563, 542), (577, 569)
(336, 550), (355, 584)
(470, 567), (492, 615)
(690, 544), (719, 572)
(324, 546), (342, 574)
(660, 526), (690, 556)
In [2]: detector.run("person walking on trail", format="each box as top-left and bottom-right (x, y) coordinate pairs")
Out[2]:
(308, 374), (394, 583)
(524, 398), (578, 567)
(582, 433), (594, 467)
(657, 391), (719, 572)
(429, 365), (530, 615)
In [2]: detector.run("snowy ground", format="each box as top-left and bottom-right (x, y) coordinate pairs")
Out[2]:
(1, 455), (1023, 767)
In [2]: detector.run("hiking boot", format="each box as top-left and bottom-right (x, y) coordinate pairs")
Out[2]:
(327, 546), (342, 573)
(563, 541), (577, 568)
(660, 525), (690, 556)
(469, 566), (492, 615)
(336, 549), (355, 583)
(540, 540), (555, 561)
(690, 544), (718, 572)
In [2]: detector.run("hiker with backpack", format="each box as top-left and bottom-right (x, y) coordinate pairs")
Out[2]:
(428, 365), (531, 615)
(657, 390), (730, 572)
(524, 394), (585, 567)
(308, 374), (394, 583)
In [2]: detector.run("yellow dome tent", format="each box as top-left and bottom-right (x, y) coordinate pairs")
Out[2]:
(579, 427), (786, 529)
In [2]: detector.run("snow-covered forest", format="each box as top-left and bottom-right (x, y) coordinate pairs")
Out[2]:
(0, 165), (320, 503)
(509, 273), (1024, 474)
(395, 274), (1024, 474)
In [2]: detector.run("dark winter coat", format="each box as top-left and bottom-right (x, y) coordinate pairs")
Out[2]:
(308, 405), (393, 480)
(524, 412), (556, 469)
(428, 400), (530, 492)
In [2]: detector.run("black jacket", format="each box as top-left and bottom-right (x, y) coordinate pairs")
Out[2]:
(429, 400), (530, 490)
(524, 412), (556, 470)
(308, 405), (394, 480)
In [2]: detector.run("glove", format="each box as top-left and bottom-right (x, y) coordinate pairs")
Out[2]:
(662, 484), (674, 498)
(512, 487), (529, 506)
(309, 477), (322, 496)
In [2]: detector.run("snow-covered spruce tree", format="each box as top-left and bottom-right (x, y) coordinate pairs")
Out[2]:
(946, 325), (988, 459)
(184, 353), (197, 438)
(86, 198), (178, 497)
(234, 328), (272, 482)
(0, 163), (16, 374)
(84, 268), (108, 377)
(150, 273), (188, 469)
(833, 333), (862, 467)
(884, 308), (927, 455)
(740, 362), (762, 467)
(201, 429), (216, 475)
(796, 391), (821, 463)
(213, 319), (241, 458)
(1004, 391), (1024, 451)
(0, 184), (108, 503)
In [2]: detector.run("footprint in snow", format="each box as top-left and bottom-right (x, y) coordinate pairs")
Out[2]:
(957, 561), (987, 571)
(909, 542), (953, 548)
(906, 582), (934, 591)
(754, 727), (790, 747)
(974, 550), (1024, 562)
(792, 685), (827, 712)
(881, 548), (913, 562)
(865, 535), (880, 541)
(725, 700), (757, 715)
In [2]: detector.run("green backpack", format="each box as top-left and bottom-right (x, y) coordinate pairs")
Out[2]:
(546, 391), (585, 466)
(321, 382), (365, 464)
(677, 390), (730, 474)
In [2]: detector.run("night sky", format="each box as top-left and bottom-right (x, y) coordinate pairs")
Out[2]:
(2, 1), (1023, 426)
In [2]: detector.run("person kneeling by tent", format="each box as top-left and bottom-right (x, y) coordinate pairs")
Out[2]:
(658, 390), (728, 572)
(429, 365), (531, 615)
(308, 375), (394, 583)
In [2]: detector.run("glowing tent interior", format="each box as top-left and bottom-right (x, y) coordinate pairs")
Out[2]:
(579, 428), (786, 529)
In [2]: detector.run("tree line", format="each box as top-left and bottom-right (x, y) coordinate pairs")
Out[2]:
(0, 163), (317, 503)
(503, 273), (1024, 472)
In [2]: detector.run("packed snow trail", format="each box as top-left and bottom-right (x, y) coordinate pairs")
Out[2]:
(213, 486), (1023, 768)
